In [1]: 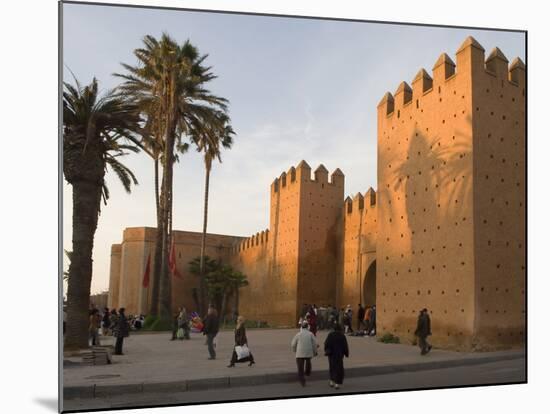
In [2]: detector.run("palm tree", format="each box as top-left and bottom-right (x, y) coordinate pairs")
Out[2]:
(192, 112), (235, 314)
(115, 36), (166, 318)
(229, 270), (248, 321)
(189, 256), (220, 313)
(116, 34), (229, 324)
(204, 265), (229, 315)
(63, 250), (72, 281)
(63, 77), (141, 349)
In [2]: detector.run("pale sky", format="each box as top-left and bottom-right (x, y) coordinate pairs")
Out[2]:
(62, 3), (525, 294)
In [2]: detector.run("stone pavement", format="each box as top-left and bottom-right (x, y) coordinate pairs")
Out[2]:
(63, 329), (525, 399)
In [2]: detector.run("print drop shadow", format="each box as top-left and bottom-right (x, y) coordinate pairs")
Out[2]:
(33, 398), (58, 412)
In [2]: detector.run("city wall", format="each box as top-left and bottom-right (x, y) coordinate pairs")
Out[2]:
(470, 43), (526, 347)
(339, 188), (378, 310)
(230, 161), (345, 326)
(376, 36), (525, 349)
(108, 227), (241, 315)
(107, 37), (525, 350)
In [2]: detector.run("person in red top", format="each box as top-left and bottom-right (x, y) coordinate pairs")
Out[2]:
(363, 306), (373, 334)
(306, 306), (318, 336)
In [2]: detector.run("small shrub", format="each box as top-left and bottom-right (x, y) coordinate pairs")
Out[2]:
(149, 318), (173, 331)
(222, 320), (269, 329)
(142, 315), (158, 330)
(222, 320), (236, 329)
(378, 333), (400, 344)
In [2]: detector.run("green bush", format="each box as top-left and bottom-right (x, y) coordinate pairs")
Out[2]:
(150, 318), (173, 331)
(222, 320), (269, 329)
(142, 316), (172, 331)
(142, 315), (158, 330)
(378, 333), (400, 344)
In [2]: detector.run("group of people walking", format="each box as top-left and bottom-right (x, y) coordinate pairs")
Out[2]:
(356, 304), (377, 335)
(83, 301), (432, 387)
(291, 320), (349, 388)
(87, 306), (130, 355)
(199, 306), (256, 366)
(171, 307), (191, 341)
(298, 303), (377, 337)
(288, 307), (432, 388)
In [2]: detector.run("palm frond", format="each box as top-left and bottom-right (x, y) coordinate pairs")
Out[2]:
(106, 157), (139, 193)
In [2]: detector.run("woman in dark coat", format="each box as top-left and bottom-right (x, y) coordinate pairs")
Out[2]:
(113, 308), (130, 355)
(324, 323), (349, 389)
(227, 316), (255, 367)
(414, 308), (432, 355)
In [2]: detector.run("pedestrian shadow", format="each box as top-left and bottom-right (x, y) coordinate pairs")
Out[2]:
(33, 398), (58, 412)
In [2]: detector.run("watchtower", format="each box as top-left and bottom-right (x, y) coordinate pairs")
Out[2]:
(269, 161), (345, 322)
(376, 36), (525, 349)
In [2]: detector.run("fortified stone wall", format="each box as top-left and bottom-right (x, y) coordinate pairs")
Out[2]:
(339, 188), (377, 309)
(229, 161), (345, 326)
(229, 230), (270, 321)
(90, 292), (109, 310)
(117, 228), (153, 316)
(376, 36), (525, 350)
(107, 244), (121, 309)
(469, 42), (526, 348)
(295, 163), (344, 317)
(169, 230), (240, 315)
(111, 227), (241, 316)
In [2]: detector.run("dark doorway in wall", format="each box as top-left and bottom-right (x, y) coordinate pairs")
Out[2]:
(363, 260), (376, 307)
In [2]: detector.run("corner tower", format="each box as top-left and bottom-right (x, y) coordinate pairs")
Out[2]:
(269, 161), (345, 323)
(377, 36), (525, 350)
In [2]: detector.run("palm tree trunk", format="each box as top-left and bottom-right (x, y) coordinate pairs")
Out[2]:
(158, 86), (176, 323)
(199, 166), (211, 315)
(149, 157), (162, 316)
(235, 287), (240, 320)
(65, 180), (102, 350)
(158, 160), (173, 323)
(220, 290), (228, 326)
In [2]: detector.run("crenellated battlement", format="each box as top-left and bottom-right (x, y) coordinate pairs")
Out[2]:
(377, 36), (526, 117)
(394, 81), (413, 107)
(271, 160), (345, 192)
(412, 68), (433, 96)
(432, 52), (456, 84)
(344, 187), (376, 215)
(233, 229), (270, 253)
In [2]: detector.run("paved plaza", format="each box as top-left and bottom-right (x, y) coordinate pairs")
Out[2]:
(63, 328), (524, 399)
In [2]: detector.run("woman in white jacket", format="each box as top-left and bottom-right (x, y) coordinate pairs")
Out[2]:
(291, 322), (318, 386)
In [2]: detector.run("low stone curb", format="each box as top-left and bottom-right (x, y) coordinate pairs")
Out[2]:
(63, 351), (525, 400)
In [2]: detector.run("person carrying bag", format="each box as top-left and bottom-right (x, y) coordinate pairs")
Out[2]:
(234, 344), (251, 360)
(227, 316), (255, 367)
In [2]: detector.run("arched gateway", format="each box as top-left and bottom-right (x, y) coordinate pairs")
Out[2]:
(363, 260), (376, 307)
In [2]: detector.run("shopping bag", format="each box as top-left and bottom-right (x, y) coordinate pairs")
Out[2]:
(235, 345), (250, 360)
(177, 328), (184, 339)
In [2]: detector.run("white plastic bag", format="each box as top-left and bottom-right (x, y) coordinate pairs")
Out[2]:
(235, 345), (250, 360)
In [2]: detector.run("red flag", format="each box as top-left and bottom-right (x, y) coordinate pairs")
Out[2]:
(142, 253), (151, 288)
(169, 236), (183, 279)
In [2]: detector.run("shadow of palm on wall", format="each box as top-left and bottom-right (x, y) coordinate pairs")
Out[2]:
(389, 119), (473, 244)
